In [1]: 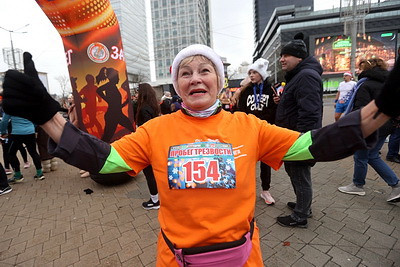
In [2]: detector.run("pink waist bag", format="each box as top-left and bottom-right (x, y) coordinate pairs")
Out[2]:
(162, 220), (254, 267)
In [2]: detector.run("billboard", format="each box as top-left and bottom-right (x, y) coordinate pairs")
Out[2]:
(314, 31), (397, 74)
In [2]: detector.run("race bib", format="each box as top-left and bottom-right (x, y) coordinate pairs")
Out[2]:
(167, 142), (236, 189)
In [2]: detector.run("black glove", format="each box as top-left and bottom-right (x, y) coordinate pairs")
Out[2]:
(375, 58), (400, 117)
(2, 70), (61, 125)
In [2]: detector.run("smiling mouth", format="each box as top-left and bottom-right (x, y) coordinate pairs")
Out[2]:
(189, 89), (207, 95)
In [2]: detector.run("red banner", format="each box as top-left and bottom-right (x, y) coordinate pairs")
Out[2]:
(36, 0), (134, 142)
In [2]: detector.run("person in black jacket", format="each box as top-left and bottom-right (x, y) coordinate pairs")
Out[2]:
(273, 35), (323, 227)
(338, 58), (400, 202)
(136, 83), (161, 209)
(234, 58), (277, 205)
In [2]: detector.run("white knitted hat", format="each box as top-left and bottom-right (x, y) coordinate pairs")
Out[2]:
(171, 44), (225, 93)
(247, 58), (269, 81)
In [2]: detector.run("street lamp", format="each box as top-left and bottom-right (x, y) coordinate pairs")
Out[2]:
(0, 24), (29, 69)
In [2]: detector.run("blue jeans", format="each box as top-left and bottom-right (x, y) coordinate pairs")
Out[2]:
(353, 136), (399, 186)
(387, 127), (400, 158)
(284, 162), (312, 221)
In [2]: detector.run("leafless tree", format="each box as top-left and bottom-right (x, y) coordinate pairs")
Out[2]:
(55, 75), (71, 98)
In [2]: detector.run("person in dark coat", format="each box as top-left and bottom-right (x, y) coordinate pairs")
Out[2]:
(136, 83), (161, 209)
(234, 58), (277, 205)
(338, 58), (400, 203)
(273, 35), (323, 227)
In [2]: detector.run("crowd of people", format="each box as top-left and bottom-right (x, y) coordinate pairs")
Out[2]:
(1, 34), (400, 266)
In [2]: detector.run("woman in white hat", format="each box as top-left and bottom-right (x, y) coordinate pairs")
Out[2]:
(2, 44), (398, 266)
(233, 58), (278, 205)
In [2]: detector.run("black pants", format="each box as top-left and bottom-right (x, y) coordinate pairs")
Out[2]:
(2, 141), (28, 169)
(9, 134), (42, 172)
(260, 162), (271, 191)
(0, 163), (9, 189)
(284, 162), (313, 221)
(143, 165), (158, 195)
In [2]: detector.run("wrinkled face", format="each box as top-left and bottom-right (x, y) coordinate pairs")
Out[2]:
(176, 56), (219, 111)
(248, 70), (263, 84)
(280, 54), (302, 72)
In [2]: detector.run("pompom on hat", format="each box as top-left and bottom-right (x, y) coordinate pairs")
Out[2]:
(247, 58), (269, 81)
(171, 44), (225, 93)
(280, 32), (308, 59)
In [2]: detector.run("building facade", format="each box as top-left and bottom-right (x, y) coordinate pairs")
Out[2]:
(110, 0), (151, 89)
(253, 0), (313, 42)
(253, 1), (400, 91)
(151, 0), (211, 83)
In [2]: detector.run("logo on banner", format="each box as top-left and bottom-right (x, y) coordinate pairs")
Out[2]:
(87, 42), (110, 63)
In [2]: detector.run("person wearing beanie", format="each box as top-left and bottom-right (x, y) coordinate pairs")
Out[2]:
(280, 39), (308, 60)
(334, 72), (357, 121)
(233, 58), (277, 205)
(274, 34), (324, 228)
(3, 42), (400, 266)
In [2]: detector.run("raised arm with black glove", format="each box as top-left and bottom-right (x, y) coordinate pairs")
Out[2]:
(2, 70), (61, 125)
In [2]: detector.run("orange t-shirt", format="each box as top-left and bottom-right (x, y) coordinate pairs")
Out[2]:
(111, 110), (300, 266)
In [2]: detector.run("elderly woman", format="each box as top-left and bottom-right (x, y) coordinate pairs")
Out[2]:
(2, 45), (399, 266)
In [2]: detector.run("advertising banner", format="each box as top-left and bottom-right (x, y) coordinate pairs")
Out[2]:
(314, 31), (397, 74)
(36, 0), (134, 143)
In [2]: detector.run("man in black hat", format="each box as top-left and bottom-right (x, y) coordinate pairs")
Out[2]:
(273, 36), (323, 228)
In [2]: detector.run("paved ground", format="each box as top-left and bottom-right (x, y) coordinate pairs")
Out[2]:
(1, 103), (400, 266)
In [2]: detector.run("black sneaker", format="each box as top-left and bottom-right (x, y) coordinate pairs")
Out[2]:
(386, 156), (400, 163)
(277, 215), (308, 228)
(142, 199), (160, 210)
(0, 186), (12, 196)
(34, 174), (45, 180)
(287, 202), (313, 218)
(8, 175), (24, 184)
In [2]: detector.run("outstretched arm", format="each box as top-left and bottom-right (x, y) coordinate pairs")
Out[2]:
(40, 113), (67, 144)
(360, 100), (390, 138)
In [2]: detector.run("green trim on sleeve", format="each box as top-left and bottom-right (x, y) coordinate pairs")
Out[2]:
(283, 131), (315, 161)
(99, 146), (133, 174)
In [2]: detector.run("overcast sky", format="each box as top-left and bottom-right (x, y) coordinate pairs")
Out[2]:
(0, 0), (343, 95)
